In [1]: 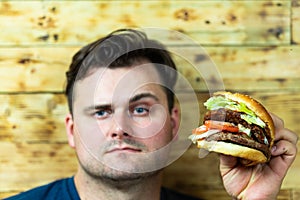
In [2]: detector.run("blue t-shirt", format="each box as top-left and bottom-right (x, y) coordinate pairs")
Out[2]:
(4, 177), (201, 200)
(4, 177), (79, 200)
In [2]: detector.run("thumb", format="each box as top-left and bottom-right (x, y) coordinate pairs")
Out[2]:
(219, 154), (238, 175)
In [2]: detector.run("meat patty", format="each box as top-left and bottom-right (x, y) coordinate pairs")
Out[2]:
(204, 108), (271, 146)
(206, 132), (270, 159)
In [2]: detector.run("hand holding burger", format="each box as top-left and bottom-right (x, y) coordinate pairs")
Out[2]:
(220, 112), (298, 199)
(189, 91), (275, 166)
(188, 92), (298, 199)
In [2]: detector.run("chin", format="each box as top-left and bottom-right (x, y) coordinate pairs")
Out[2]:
(101, 168), (161, 182)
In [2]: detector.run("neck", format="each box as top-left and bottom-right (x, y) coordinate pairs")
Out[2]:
(74, 168), (163, 200)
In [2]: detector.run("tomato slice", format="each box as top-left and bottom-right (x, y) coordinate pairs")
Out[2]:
(192, 120), (239, 135)
(192, 125), (208, 134)
(204, 120), (239, 133)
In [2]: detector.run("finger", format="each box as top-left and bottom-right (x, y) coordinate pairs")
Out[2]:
(274, 128), (298, 145)
(269, 112), (284, 130)
(271, 139), (297, 164)
(220, 154), (238, 168)
(219, 154), (238, 176)
(269, 139), (297, 178)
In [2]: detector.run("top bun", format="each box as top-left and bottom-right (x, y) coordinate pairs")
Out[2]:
(213, 91), (275, 147)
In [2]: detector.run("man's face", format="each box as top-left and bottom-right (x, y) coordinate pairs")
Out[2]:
(66, 62), (179, 180)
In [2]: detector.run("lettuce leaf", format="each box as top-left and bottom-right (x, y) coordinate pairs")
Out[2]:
(204, 96), (266, 128)
(204, 96), (236, 110)
(241, 114), (266, 128)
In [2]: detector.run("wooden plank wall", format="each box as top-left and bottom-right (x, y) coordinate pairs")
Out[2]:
(0, 1), (299, 199)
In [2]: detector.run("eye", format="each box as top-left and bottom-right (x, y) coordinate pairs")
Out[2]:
(94, 109), (112, 119)
(132, 106), (149, 116)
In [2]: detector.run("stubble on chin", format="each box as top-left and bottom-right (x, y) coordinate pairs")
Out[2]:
(81, 155), (162, 187)
(80, 149), (167, 184)
(78, 137), (171, 183)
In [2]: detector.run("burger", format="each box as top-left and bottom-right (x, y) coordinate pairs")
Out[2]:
(188, 91), (275, 166)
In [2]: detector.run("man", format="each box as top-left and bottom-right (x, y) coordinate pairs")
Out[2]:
(5, 29), (298, 200)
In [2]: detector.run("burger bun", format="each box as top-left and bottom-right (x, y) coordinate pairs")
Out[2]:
(197, 140), (268, 166)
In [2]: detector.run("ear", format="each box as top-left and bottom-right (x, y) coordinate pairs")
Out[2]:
(65, 113), (75, 148)
(170, 106), (180, 139)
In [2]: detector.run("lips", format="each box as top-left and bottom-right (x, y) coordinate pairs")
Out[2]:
(106, 145), (142, 154)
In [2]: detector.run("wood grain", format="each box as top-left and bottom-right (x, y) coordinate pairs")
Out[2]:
(172, 46), (300, 92)
(0, 0), (299, 199)
(0, 141), (77, 191)
(0, 1), (290, 46)
(0, 94), (68, 142)
(0, 91), (299, 199)
(0, 47), (76, 92)
(292, 0), (300, 44)
(0, 46), (299, 92)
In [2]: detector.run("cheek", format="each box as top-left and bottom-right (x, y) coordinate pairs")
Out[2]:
(73, 121), (107, 156)
(135, 119), (173, 150)
(132, 117), (172, 138)
(74, 112), (108, 138)
(132, 104), (171, 139)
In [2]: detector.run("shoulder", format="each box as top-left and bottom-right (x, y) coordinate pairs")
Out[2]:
(4, 177), (79, 200)
(160, 187), (202, 200)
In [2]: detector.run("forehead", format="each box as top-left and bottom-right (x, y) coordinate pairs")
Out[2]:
(73, 62), (164, 103)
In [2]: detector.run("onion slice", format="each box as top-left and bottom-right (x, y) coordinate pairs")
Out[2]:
(188, 129), (221, 143)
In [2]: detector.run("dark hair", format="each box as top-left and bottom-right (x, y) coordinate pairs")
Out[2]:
(65, 28), (178, 114)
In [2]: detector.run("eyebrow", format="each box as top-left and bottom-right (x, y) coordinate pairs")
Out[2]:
(84, 104), (111, 113)
(83, 93), (159, 113)
(129, 93), (160, 103)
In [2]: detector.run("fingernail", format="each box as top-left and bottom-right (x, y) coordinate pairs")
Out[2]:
(271, 145), (277, 152)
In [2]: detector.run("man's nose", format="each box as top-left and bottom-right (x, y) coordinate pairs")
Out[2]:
(108, 112), (132, 139)
(110, 126), (130, 139)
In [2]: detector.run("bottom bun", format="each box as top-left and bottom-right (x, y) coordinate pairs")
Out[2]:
(197, 140), (268, 166)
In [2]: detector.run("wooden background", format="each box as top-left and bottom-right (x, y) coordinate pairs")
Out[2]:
(0, 1), (299, 199)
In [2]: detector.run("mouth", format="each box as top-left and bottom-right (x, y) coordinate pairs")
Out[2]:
(106, 146), (143, 154)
